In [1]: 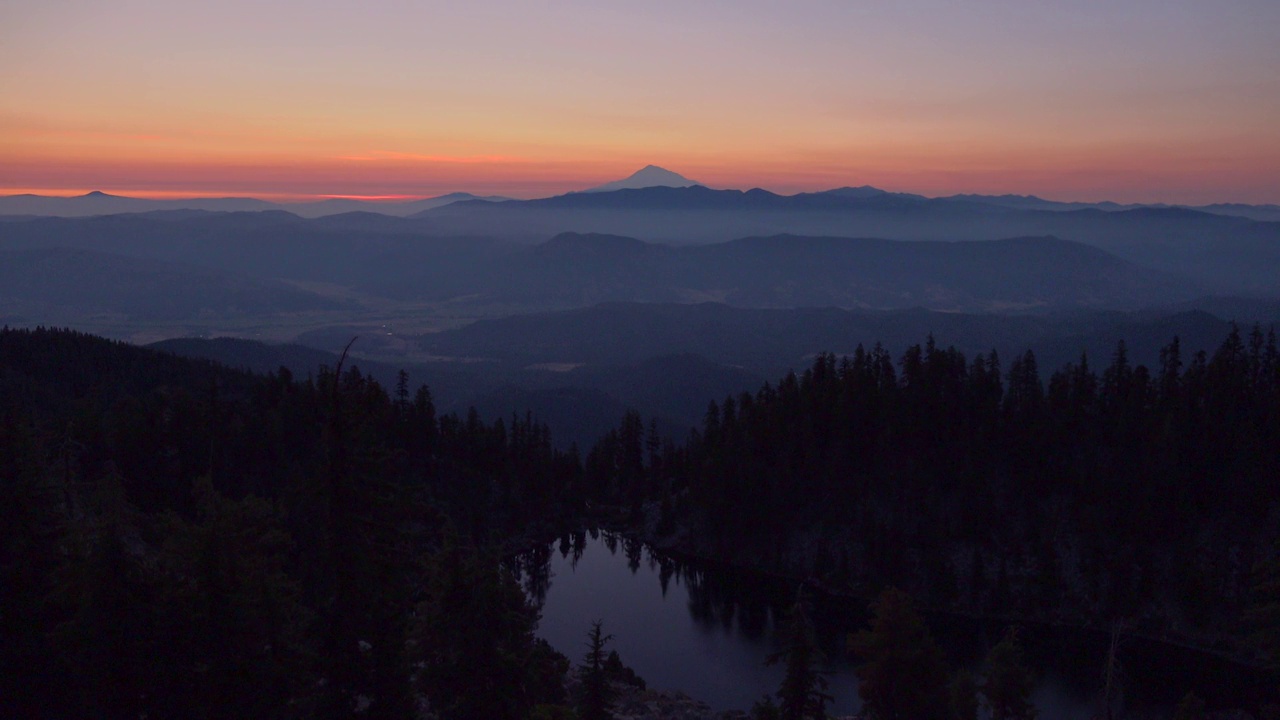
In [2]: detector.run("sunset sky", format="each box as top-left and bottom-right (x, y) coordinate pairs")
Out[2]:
(2, 0), (1278, 203)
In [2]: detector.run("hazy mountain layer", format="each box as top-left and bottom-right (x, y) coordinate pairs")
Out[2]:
(412, 301), (1258, 378)
(0, 210), (1210, 312)
(413, 187), (1280, 293)
(0, 211), (518, 297)
(6, 187), (1280, 298)
(494, 232), (1193, 311)
(0, 190), (509, 219)
(8, 183), (1276, 221)
(0, 247), (349, 323)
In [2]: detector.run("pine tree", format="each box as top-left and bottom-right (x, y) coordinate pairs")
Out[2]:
(415, 528), (541, 720)
(153, 477), (313, 718)
(580, 620), (614, 720)
(751, 695), (782, 720)
(948, 671), (979, 720)
(314, 360), (416, 719)
(767, 589), (831, 720)
(980, 626), (1036, 720)
(0, 418), (68, 717)
(1247, 543), (1280, 672)
(852, 587), (949, 720)
(52, 469), (159, 719)
(1173, 692), (1205, 720)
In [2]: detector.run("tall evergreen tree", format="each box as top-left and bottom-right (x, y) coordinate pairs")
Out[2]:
(580, 620), (615, 720)
(980, 627), (1036, 720)
(0, 418), (68, 719)
(52, 470), (159, 720)
(153, 477), (314, 718)
(948, 671), (980, 720)
(767, 589), (831, 720)
(415, 528), (542, 720)
(1248, 543), (1280, 674)
(1173, 692), (1206, 720)
(852, 587), (949, 720)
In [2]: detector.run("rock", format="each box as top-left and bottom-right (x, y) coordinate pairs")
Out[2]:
(586, 671), (745, 720)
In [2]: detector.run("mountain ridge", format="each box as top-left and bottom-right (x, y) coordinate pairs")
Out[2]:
(0, 190), (510, 219)
(5, 183), (1277, 222)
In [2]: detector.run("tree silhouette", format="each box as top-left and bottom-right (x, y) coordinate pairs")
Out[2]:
(580, 620), (615, 720)
(980, 626), (1036, 720)
(852, 587), (948, 720)
(767, 588), (831, 720)
(415, 528), (541, 720)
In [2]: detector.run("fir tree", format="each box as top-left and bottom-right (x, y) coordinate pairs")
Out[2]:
(1248, 543), (1280, 673)
(580, 620), (614, 720)
(415, 528), (541, 720)
(852, 587), (949, 720)
(980, 627), (1036, 720)
(1173, 692), (1205, 720)
(948, 670), (979, 720)
(767, 589), (831, 720)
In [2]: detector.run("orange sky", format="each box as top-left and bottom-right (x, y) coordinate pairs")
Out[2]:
(3, 1), (1278, 204)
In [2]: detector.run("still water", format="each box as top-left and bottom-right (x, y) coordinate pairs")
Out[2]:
(523, 530), (861, 712)
(514, 530), (1271, 718)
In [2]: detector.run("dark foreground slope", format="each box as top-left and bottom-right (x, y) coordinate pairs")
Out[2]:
(5, 326), (1279, 716)
(0, 327), (584, 719)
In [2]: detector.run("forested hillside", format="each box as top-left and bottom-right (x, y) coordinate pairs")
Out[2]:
(4, 325), (1280, 718)
(584, 327), (1280, 653)
(0, 327), (582, 718)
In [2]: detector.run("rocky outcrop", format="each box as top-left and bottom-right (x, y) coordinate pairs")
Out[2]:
(564, 665), (746, 720)
(610, 687), (744, 720)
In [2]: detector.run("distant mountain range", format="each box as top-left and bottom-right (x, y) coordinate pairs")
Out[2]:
(0, 207), (1209, 313)
(5, 173), (1278, 298)
(0, 246), (349, 324)
(3, 167), (1278, 366)
(0, 190), (510, 219)
(9, 163), (1276, 451)
(410, 185), (1280, 293)
(487, 232), (1193, 312)
(5, 166), (1277, 222)
(14, 193), (1272, 298)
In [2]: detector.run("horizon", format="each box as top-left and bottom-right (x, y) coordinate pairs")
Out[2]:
(4, 2), (1279, 205)
(4, 166), (1279, 208)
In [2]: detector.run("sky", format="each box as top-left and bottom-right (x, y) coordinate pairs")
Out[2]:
(2, 0), (1278, 203)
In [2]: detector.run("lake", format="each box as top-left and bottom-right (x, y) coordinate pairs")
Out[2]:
(516, 530), (1273, 718)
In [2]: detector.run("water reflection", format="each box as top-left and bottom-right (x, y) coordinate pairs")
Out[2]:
(521, 530), (860, 712)
(517, 531), (1274, 717)
(553, 528), (587, 570)
(624, 537), (643, 573)
(657, 554), (674, 597)
(510, 540), (553, 606)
